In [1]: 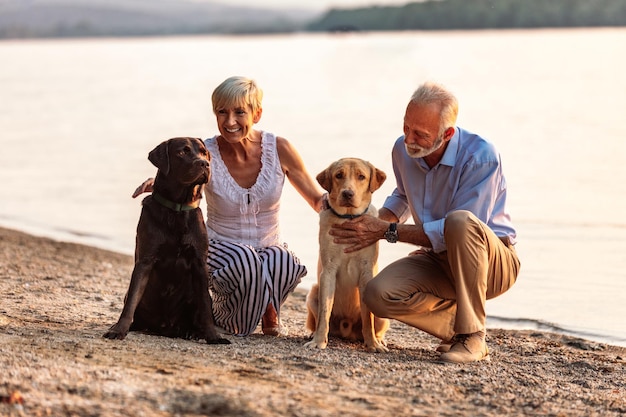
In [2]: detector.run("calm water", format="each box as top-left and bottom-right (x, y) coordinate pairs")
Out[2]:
(1, 29), (625, 346)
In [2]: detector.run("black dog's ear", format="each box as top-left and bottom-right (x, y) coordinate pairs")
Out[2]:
(148, 140), (170, 175)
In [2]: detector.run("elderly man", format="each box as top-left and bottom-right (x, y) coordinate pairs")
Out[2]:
(330, 81), (520, 363)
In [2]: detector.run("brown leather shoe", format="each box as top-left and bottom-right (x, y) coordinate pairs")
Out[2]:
(439, 331), (489, 363)
(436, 340), (453, 353)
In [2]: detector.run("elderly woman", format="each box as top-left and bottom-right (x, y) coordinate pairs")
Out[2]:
(134, 76), (325, 337)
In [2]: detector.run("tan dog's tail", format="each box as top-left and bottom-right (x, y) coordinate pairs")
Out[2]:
(339, 319), (354, 339)
(336, 318), (363, 341)
(306, 311), (316, 334)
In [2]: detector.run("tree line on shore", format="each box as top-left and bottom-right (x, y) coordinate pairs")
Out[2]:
(308, 0), (626, 32)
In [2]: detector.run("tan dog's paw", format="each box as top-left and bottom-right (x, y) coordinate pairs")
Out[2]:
(304, 334), (328, 349)
(365, 338), (389, 353)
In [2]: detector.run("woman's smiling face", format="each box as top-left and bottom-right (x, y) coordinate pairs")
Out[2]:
(215, 105), (261, 143)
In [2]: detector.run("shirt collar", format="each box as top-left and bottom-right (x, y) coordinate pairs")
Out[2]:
(439, 127), (459, 167)
(415, 127), (459, 170)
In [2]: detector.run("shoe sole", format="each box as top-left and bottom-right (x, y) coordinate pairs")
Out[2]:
(437, 352), (490, 364)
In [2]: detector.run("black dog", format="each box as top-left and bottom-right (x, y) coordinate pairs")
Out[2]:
(104, 137), (229, 345)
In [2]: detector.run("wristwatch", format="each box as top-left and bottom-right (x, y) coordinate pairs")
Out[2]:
(384, 222), (399, 243)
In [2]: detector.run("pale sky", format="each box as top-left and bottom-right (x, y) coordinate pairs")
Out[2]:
(212, 0), (412, 11)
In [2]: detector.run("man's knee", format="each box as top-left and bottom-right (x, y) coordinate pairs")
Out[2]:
(444, 210), (474, 232)
(444, 209), (481, 241)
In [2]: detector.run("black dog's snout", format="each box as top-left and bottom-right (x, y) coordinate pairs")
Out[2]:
(196, 158), (210, 169)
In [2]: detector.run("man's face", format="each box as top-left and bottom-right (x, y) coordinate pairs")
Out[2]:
(403, 101), (444, 159)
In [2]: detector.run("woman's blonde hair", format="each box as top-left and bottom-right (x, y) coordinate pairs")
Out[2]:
(211, 76), (263, 114)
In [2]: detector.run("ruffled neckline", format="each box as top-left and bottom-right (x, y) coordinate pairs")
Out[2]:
(206, 131), (277, 206)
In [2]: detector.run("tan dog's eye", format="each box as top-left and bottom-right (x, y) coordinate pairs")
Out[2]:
(358, 174), (366, 181)
(335, 172), (344, 180)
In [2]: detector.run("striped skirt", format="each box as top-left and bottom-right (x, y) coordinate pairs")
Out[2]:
(207, 240), (308, 336)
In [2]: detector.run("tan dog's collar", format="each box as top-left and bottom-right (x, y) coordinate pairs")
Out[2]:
(327, 203), (370, 219)
(152, 192), (201, 212)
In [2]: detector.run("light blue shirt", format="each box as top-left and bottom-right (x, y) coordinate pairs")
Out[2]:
(383, 127), (516, 253)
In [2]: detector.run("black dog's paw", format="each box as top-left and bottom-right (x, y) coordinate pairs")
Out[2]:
(102, 329), (127, 340)
(207, 337), (231, 345)
(103, 320), (133, 340)
(187, 331), (230, 345)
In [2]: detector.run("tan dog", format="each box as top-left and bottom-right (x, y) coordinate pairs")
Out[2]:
(304, 158), (389, 352)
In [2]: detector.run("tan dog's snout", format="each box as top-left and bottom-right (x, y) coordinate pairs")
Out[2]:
(336, 188), (361, 207)
(341, 189), (354, 201)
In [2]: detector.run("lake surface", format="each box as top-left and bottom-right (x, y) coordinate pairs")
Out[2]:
(1, 28), (625, 346)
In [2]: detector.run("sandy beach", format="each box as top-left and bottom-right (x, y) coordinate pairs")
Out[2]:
(0, 226), (624, 416)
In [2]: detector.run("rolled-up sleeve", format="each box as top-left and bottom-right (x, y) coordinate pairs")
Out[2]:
(423, 218), (446, 253)
(383, 190), (411, 224)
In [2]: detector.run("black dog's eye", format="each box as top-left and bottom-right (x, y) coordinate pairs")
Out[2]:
(179, 146), (191, 156)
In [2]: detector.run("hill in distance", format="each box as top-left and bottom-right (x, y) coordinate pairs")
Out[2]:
(0, 0), (321, 37)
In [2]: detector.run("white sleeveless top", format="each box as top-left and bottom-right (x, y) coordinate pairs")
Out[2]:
(204, 131), (284, 248)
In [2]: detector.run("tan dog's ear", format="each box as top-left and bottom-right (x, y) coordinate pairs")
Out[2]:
(148, 139), (170, 175)
(316, 166), (333, 192)
(368, 163), (387, 192)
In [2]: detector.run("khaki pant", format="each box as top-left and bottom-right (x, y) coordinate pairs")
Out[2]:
(363, 210), (521, 341)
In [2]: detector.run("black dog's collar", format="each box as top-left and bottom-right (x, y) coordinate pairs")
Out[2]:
(328, 203), (370, 219)
(152, 192), (201, 212)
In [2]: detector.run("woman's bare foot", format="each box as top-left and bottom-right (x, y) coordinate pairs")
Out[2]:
(262, 304), (288, 336)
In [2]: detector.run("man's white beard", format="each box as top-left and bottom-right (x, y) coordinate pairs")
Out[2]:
(405, 136), (443, 159)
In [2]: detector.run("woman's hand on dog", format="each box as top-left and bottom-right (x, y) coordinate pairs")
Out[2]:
(132, 178), (155, 198)
(330, 215), (388, 253)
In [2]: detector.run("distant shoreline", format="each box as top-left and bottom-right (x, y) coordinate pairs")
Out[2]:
(2, 26), (625, 42)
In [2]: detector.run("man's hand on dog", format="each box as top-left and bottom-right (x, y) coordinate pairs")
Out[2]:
(330, 215), (389, 253)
